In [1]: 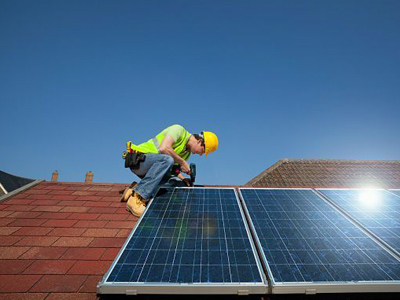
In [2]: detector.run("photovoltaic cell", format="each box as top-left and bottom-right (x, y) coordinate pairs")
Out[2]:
(240, 188), (400, 286)
(318, 189), (400, 255)
(99, 188), (264, 294)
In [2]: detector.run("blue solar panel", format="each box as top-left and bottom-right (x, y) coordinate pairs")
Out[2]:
(318, 189), (400, 255)
(99, 188), (265, 294)
(240, 188), (400, 287)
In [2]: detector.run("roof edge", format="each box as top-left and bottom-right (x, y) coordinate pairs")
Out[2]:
(246, 159), (288, 185)
(0, 179), (44, 203)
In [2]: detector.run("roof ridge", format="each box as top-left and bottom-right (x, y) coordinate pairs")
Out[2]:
(283, 159), (400, 164)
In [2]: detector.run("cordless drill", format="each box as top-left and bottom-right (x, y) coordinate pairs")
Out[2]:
(170, 163), (196, 184)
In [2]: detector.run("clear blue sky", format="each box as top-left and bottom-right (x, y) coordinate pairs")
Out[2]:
(1, 0), (399, 185)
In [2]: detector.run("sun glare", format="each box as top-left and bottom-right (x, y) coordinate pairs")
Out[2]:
(358, 189), (381, 209)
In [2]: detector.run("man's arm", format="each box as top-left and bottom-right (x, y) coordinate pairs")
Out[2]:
(159, 135), (190, 174)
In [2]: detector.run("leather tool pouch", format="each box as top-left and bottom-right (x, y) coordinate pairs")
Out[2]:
(124, 152), (146, 170)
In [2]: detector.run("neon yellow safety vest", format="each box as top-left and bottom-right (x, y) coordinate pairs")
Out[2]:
(128, 127), (192, 161)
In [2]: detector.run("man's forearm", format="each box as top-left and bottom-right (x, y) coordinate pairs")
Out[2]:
(159, 146), (185, 165)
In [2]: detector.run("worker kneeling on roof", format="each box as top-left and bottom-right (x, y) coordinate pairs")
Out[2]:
(122, 124), (218, 217)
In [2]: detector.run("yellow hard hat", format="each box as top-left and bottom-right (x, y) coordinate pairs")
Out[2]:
(202, 131), (219, 156)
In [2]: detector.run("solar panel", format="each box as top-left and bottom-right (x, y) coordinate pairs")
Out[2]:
(239, 188), (400, 294)
(318, 189), (400, 256)
(98, 188), (266, 294)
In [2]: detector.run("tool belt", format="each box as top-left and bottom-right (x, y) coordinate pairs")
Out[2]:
(124, 151), (146, 170)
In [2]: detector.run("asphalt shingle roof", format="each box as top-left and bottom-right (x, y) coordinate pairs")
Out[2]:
(247, 159), (400, 188)
(0, 181), (137, 299)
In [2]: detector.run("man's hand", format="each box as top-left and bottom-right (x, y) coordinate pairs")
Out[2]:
(182, 178), (193, 187)
(180, 160), (190, 174)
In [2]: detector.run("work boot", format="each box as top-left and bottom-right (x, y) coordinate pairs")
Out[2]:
(126, 192), (147, 217)
(120, 182), (138, 202)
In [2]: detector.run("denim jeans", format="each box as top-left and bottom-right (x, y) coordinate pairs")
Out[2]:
(132, 153), (175, 199)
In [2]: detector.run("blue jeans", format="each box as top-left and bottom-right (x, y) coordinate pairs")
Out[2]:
(132, 153), (175, 199)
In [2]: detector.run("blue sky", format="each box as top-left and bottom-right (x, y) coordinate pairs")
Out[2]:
(1, 0), (399, 185)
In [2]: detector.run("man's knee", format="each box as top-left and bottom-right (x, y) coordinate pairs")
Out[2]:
(161, 154), (174, 167)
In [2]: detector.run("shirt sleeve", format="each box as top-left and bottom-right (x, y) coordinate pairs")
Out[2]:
(164, 124), (185, 143)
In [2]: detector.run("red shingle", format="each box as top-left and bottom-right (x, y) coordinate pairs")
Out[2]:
(100, 248), (119, 261)
(52, 237), (93, 247)
(48, 190), (75, 195)
(19, 247), (68, 260)
(13, 227), (53, 236)
(0, 227), (21, 236)
(3, 205), (33, 212)
(29, 275), (87, 292)
(8, 219), (47, 227)
(23, 260), (75, 275)
(116, 229), (131, 238)
(7, 211), (43, 219)
(0, 204), (9, 210)
(5, 199), (34, 205)
(59, 207), (89, 213)
(0, 293), (48, 300)
(16, 236), (59, 247)
(66, 213), (100, 220)
(31, 200), (61, 206)
(0, 246), (30, 259)
(73, 220), (107, 228)
(0, 236), (23, 246)
(31, 206), (63, 212)
(79, 275), (102, 292)
(71, 191), (96, 196)
(61, 248), (106, 260)
(42, 220), (78, 228)
(0, 218), (15, 226)
(58, 200), (87, 206)
(24, 190), (50, 195)
(87, 207), (118, 214)
(105, 221), (135, 229)
(75, 196), (99, 201)
(26, 194), (54, 200)
(82, 229), (119, 238)
(88, 237), (125, 248)
(97, 213), (129, 221)
(48, 228), (86, 237)
(37, 212), (72, 220)
(84, 201), (110, 207)
(0, 275), (41, 292)
(67, 261), (111, 275)
(0, 211), (14, 218)
(50, 195), (79, 201)
(44, 293), (97, 300)
(0, 260), (34, 274)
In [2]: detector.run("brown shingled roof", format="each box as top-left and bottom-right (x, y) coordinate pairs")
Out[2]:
(246, 159), (400, 188)
(0, 181), (137, 299)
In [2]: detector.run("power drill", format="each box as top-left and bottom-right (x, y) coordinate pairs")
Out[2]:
(170, 163), (196, 184)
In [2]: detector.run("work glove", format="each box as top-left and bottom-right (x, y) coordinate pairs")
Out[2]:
(182, 178), (193, 187)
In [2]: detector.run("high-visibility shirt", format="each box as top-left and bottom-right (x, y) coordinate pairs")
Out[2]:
(129, 124), (191, 161)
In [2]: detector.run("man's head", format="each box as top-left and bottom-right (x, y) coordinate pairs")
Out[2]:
(190, 131), (219, 156)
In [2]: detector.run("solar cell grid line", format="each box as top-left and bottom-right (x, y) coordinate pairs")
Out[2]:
(98, 187), (267, 295)
(239, 188), (400, 294)
(389, 189), (400, 199)
(318, 189), (400, 258)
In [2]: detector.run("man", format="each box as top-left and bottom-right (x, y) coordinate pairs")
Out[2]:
(122, 124), (218, 217)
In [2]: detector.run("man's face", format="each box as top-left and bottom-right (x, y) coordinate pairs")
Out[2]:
(192, 139), (205, 156)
